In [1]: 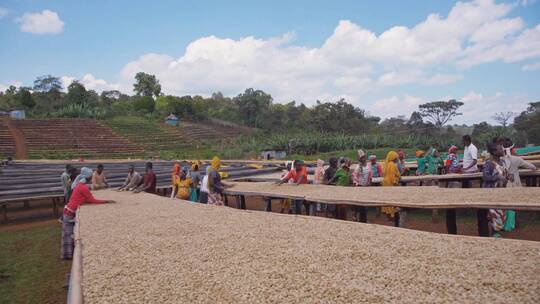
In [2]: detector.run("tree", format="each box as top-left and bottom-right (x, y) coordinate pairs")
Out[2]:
(17, 88), (35, 109)
(33, 75), (62, 92)
(492, 111), (514, 128)
(418, 99), (464, 129)
(133, 72), (161, 98)
(514, 102), (540, 144)
(234, 88), (272, 128)
(66, 81), (88, 105)
(133, 96), (155, 113)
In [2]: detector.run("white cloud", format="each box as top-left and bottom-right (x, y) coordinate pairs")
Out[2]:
(520, 0), (537, 6)
(115, 0), (539, 111)
(522, 61), (540, 71)
(16, 10), (64, 34)
(458, 91), (529, 124)
(0, 7), (8, 19)
(0, 81), (23, 92)
(371, 95), (426, 119)
(370, 91), (530, 125)
(61, 74), (119, 92)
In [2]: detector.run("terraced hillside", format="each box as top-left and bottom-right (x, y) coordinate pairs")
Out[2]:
(0, 118), (16, 158)
(105, 116), (249, 154)
(12, 118), (145, 159)
(105, 116), (195, 153)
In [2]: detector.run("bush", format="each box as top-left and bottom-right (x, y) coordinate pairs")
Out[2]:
(133, 96), (155, 113)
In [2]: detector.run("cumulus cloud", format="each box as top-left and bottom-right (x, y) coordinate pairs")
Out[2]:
(522, 61), (540, 71)
(369, 90), (529, 125)
(116, 0), (539, 112)
(16, 9), (64, 34)
(458, 91), (529, 124)
(61, 74), (119, 92)
(0, 7), (8, 19)
(0, 81), (23, 93)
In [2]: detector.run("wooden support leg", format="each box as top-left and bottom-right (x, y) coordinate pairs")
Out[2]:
(53, 198), (58, 218)
(264, 198), (272, 212)
(23, 200), (29, 209)
(446, 209), (457, 235)
(240, 195), (246, 210)
(2, 205), (7, 224)
(223, 194), (229, 207)
(393, 212), (400, 227)
(476, 209), (489, 237)
(431, 209), (439, 223)
(358, 206), (367, 223)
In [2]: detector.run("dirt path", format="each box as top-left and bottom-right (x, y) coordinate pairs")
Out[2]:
(4, 117), (27, 159)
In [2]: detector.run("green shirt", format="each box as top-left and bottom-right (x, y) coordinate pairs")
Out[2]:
(334, 168), (351, 186)
(416, 157), (427, 175)
(426, 155), (443, 175)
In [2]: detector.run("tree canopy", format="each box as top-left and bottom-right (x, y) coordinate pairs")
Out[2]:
(133, 72), (161, 98)
(418, 99), (464, 128)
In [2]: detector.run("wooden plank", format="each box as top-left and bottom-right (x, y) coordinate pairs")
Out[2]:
(224, 182), (540, 211)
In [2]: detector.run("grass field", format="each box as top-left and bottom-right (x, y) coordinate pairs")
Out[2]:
(0, 221), (71, 304)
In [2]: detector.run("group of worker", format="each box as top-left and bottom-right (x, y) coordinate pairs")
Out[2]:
(60, 162), (156, 260)
(277, 134), (537, 237)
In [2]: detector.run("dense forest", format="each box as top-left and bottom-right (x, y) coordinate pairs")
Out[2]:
(1, 73), (539, 151)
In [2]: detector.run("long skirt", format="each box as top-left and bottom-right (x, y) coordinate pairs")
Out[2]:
(61, 214), (76, 260)
(208, 191), (224, 206)
(489, 209), (506, 232)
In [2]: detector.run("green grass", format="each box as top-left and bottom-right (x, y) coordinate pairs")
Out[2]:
(0, 222), (71, 304)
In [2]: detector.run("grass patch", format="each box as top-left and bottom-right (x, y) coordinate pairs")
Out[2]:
(0, 222), (71, 304)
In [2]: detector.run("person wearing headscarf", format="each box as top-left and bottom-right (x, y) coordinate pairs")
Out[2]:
(381, 151), (401, 220)
(170, 162), (181, 198)
(415, 150), (427, 176)
(353, 150), (371, 186)
(71, 167), (93, 190)
(207, 156), (226, 205)
(278, 161), (294, 213)
(426, 148), (443, 176)
(369, 155), (383, 178)
(175, 166), (192, 200)
(313, 159), (325, 185)
(278, 160), (309, 214)
(329, 158), (353, 220)
(446, 146), (460, 174)
(482, 143), (508, 238)
(397, 150), (409, 176)
(501, 138), (537, 187)
(61, 167), (114, 259)
(189, 161), (202, 202)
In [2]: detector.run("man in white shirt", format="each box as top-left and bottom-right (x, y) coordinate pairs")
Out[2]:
(462, 135), (478, 173)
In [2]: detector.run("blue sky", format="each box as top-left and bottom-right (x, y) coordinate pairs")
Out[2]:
(1, 0), (539, 124)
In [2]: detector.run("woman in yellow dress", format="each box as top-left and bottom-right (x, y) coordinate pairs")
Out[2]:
(175, 167), (192, 200)
(381, 151), (401, 219)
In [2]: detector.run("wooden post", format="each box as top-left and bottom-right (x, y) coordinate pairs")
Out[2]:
(393, 211), (400, 227)
(264, 197), (272, 212)
(223, 194), (229, 207)
(235, 195), (241, 209)
(358, 206), (367, 223)
(476, 209), (489, 237)
(23, 200), (29, 209)
(240, 195), (246, 210)
(445, 209), (457, 234)
(52, 198), (58, 217)
(2, 204), (7, 223)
